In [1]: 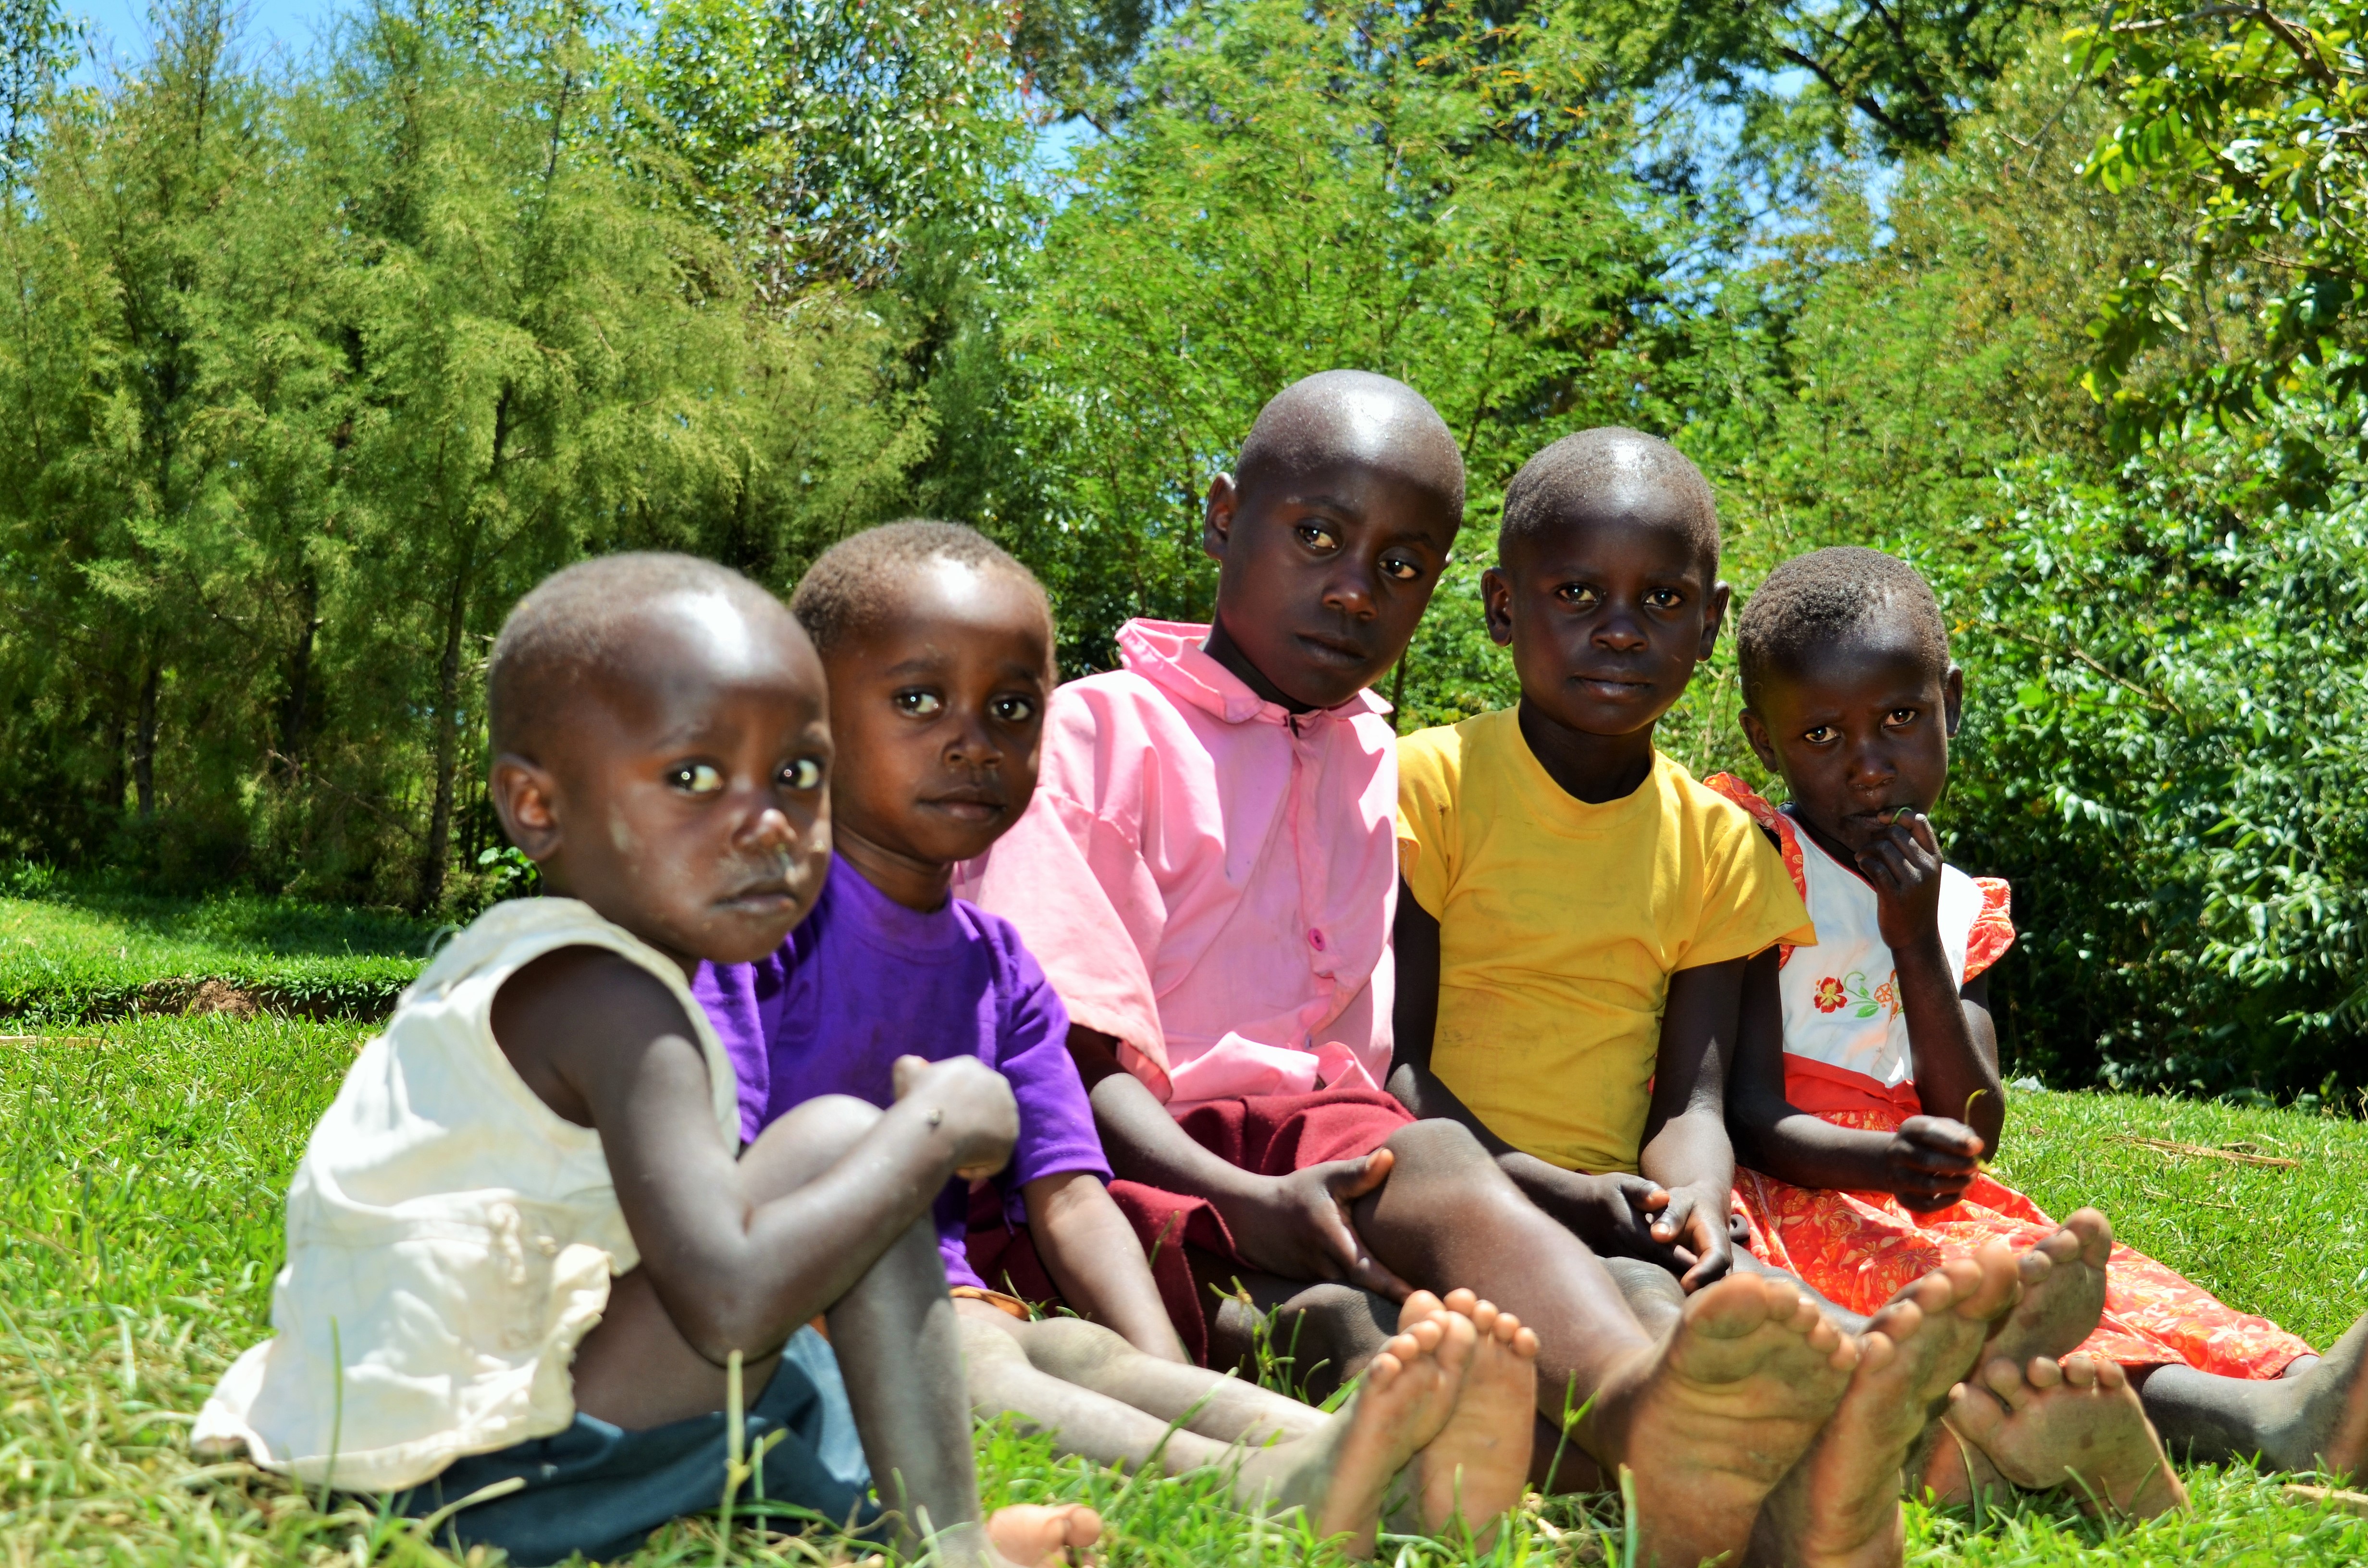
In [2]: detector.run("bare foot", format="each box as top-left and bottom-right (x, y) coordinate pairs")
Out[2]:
(1949, 1354), (2187, 1519)
(985, 1503), (1104, 1566)
(1234, 1308), (1477, 1556)
(1753, 1240), (2024, 1568)
(1986, 1210), (2112, 1367)
(1588, 1272), (1860, 1568)
(1392, 1288), (1540, 1547)
(2257, 1310), (2368, 1478)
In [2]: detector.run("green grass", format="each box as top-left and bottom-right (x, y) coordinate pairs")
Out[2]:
(0, 875), (434, 1023)
(7, 1012), (2368, 1564)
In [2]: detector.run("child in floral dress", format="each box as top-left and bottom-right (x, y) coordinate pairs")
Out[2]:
(1719, 544), (2368, 1496)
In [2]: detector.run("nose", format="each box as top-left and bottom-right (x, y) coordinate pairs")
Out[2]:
(1844, 734), (1897, 794)
(1593, 606), (1648, 652)
(743, 804), (798, 850)
(944, 707), (1005, 768)
(1320, 558), (1379, 621)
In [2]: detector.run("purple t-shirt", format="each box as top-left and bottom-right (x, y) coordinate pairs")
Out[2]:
(691, 853), (1110, 1290)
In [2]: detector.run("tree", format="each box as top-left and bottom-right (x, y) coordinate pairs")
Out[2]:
(987, 0), (1679, 685)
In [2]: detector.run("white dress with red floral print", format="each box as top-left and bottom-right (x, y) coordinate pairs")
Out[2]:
(1706, 773), (2313, 1378)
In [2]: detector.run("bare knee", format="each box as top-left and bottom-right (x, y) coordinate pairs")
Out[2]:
(1009, 1314), (1137, 1378)
(742, 1094), (884, 1194)
(1381, 1117), (1502, 1180)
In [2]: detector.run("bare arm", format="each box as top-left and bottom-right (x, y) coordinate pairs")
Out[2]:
(1387, 878), (1694, 1269)
(1020, 1170), (1191, 1362)
(1726, 943), (1985, 1213)
(496, 946), (1016, 1365)
(1636, 957), (1745, 1289)
(1067, 1025), (1409, 1299)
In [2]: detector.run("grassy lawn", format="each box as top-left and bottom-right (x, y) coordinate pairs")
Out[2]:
(0, 876), (432, 1023)
(7, 960), (2368, 1562)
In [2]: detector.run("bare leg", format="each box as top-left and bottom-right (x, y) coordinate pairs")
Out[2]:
(571, 1096), (1093, 1568)
(1350, 1120), (1657, 1433)
(1751, 1242), (2023, 1568)
(1951, 1354), (2186, 1518)
(1606, 1257), (1687, 1339)
(989, 1308), (1327, 1446)
(959, 1302), (1476, 1556)
(2134, 1310), (2368, 1476)
(1201, 1264), (1396, 1404)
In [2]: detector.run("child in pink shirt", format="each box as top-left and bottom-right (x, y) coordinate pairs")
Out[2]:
(962, 370), (1988, 1568)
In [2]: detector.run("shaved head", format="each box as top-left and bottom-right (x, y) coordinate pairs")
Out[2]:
(1235, 369), (1465, 518)
(489, 553), (811, 759)
(1500, 427), (1719, 569)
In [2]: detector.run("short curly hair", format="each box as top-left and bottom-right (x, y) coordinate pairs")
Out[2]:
(488, 552), (794, 756)
(1499, 428), (1719, 568)
(789, 520), (1052, 658)
(1736, 546), (1950, 710)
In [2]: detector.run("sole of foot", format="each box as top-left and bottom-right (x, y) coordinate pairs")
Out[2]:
(1389, 1287), (1540, 1548)
(1950, 1354), (2187, 1519)
(1599, 1272), (1860, 1568)
(1255, 1305), (1476, 1557)
(1986, 1209), (2112, 1368)
(1754, 1240), (2025, 1568)
(984, 1503), (1104, 1567)
(2257, 1309), (2368, 1478)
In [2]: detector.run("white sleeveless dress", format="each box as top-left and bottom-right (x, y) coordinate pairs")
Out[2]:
(193, 897), (737, 1490)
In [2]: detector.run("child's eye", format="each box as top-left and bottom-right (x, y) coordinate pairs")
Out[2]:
(990, 695), (1036, 724)
(894, 690), (945, 717)
(1886, 708), (1919, 728)
(1296, 525), (1340, 552)
(667, 763), (726, 795)
(1380, 555), (1422, 583)
(1556, 583), (1601, 606)
(780, 757), (824, 792)
(1801, 726), (1838, 746)
(1645, 588), (1685, 610)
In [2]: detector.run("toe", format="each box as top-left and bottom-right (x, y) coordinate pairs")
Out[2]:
(1397, 1290), (1445, 1331)
(2025, 1356), (2066, 1391)
(1442, 1287), (1478, 1317)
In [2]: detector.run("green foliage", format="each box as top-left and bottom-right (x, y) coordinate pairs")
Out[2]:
(7, 1017), (2368, 1562)
(2076, 0), (2368, 435)
(991, 0), (1677, 675)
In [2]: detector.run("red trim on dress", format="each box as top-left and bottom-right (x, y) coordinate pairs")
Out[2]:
(1965, 878), (2016, 979)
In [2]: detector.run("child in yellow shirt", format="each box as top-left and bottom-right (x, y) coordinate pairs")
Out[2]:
(1394, 427), (1814, 1303)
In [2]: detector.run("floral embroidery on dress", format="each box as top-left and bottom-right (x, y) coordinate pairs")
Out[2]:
(1814, 969), (1900, 1019)
(1812, 976), (1847, 1012)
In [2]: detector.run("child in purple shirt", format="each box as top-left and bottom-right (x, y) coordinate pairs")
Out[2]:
(692, 520), (1549, 1555)
(696, 850), (1107, 1303)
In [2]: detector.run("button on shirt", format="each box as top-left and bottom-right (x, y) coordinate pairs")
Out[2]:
(957, 619), (1398, 1113)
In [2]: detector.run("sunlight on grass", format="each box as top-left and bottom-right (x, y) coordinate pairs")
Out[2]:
(6, 1015), (2368, 1563)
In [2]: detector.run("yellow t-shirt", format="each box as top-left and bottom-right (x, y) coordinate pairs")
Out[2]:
(1396, 709), (1815, 1174)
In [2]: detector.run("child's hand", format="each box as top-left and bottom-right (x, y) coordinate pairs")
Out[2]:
(892, 1054), (1020, 1182)
(1884, 1115), (1982, 1212)
(1857, 808), (1947, 953)
(1214, 1151), (1414, 1302)
(1537, 1171), (1673, 1258)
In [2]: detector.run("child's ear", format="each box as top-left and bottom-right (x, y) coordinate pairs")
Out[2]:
(1695, 580), (1733, 662)
(1480, 565), (1514, 646)
(1201, 473), (1239, 562)
(1738, 706), (1784, 776)
(490, 754), (565, 865)
(1942, 663), (1964, 738)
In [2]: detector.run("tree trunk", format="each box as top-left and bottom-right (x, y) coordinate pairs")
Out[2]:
(132, 659), (160, 819)
(280, 570), (319, 780)
(415, 545), (472, 913)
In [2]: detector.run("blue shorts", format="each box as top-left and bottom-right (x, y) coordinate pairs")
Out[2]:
(393, 1327), (877, 1566)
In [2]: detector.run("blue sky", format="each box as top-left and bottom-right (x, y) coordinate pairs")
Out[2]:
(73, 0), (359, 77)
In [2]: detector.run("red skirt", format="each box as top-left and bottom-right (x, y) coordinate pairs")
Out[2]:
(1739, 1106), (2313, 1377)
(1103, 1088), (1416, 1363)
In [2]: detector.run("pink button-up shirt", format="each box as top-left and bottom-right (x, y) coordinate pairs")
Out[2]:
(957, 619), (1398, 1113)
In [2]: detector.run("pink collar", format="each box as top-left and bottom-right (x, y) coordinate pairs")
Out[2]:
(1116, 619), (1394, 727)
